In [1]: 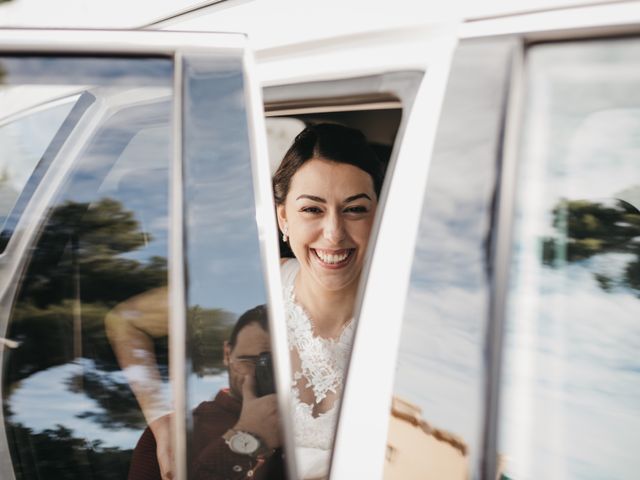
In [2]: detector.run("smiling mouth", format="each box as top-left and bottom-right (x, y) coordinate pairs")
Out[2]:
(312, 248), (355, 266)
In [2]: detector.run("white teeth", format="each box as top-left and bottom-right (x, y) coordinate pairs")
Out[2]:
(315, 250), (350, 264)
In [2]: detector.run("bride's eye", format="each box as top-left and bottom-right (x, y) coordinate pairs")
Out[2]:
(344, 205), (368, 214)
(301, 206), (323, 214)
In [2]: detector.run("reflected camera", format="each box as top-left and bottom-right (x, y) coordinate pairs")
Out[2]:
(255, 352), (275, 397)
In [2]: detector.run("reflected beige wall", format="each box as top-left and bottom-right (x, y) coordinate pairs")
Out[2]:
(384, 397), (468, 480)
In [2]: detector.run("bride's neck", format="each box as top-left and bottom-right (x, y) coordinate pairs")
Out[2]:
(294, 275), (357, 337)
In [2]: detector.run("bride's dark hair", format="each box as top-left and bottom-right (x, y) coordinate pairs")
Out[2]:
(272, 123), (384, 207)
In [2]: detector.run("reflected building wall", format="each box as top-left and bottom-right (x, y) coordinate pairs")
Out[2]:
(384, 396), (468, 480)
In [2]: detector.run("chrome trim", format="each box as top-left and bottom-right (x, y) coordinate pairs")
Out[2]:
(481, 41), (525, 480)
(330, 33), (458, 479)
(169, 51), (188, 480)
(0, 28), (245, 54)
(241, 47), (298, 480)
(460, 1), (640, 40)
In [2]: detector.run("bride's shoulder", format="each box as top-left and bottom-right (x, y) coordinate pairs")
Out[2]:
(280, 258), (299, 287)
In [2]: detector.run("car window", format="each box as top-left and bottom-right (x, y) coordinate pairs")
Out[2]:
(1, 60), (173, 477)
(497, 37), (640, 479)
(384, 39), (515, 479)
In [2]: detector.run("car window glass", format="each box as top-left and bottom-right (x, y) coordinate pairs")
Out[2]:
(498, 37), (640, 479)
(0, 97), (76, 232)
(384, 39), (514, 479)
(0, 56), (173, 480)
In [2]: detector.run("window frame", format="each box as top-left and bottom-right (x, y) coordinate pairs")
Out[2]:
(263, 72), (423, 479)
(265, 45), (465, 479)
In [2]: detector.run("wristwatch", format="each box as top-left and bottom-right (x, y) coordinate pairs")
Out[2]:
(223, 429), (272, 458)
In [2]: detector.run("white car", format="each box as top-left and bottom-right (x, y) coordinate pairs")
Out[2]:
(0, 1), (639, 479)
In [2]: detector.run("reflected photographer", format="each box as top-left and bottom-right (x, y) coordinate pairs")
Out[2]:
(128, 305), (283, 480)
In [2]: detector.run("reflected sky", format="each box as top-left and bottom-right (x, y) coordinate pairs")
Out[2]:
(499, 38), (640, 479)
(390, 39), (513, 475)
(183, 54), (266, 315)
(0, 57), (173, 87)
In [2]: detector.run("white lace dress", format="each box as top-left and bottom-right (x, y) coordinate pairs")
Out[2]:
(281, 259), (355, 480)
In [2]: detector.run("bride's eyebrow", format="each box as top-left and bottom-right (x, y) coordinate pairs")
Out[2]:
(296, 194), (325, 202)
(344, 193), (371, 203)
(295, 193), (372, 203)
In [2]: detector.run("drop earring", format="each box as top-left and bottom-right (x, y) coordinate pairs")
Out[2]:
(282, 224), (289, 243)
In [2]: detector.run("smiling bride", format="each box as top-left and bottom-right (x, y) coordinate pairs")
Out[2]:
(273, 123), (384, 479)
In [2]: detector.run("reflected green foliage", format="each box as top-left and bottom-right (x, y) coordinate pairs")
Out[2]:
(21, 198), (166, 308)
(6, 198), (168, 384)
(190, 306), (235, 376)
(8, 423), (130, 480)
(542, 198), (640, 293)
(5, 301), (115, 384)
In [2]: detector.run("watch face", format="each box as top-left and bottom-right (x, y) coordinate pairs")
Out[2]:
(229, 431), (260, 455)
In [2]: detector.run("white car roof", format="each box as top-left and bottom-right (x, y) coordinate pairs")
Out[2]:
(0, 0), (624, 33)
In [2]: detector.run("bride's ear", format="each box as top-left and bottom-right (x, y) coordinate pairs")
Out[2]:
(276, 204), (287, 233)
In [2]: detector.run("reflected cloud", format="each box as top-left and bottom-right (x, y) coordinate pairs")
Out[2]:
(395, 286), (486, 459)
(6, 359), (229, 450)
(501, 261), (640, 479)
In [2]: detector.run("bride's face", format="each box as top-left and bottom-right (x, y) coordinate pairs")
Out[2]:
(277, 158), (377, 293)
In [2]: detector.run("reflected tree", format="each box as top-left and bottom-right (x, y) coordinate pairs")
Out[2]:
(5, 198), (168, 385)
(542, 198), (640, 293)
(190, 306), (235, 376)
(3, 196), (239, 480)
(8, 422), (131, 480)
(21, 198), (165, 308)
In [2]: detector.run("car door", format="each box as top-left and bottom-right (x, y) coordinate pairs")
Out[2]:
(0, 29), (285, 480)
(337, 3), (640, 480)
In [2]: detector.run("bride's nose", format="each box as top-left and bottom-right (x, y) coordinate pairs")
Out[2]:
(323, 211), (345, 244)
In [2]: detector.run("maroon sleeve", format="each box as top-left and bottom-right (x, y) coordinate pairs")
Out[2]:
(128, 427), (162, 480)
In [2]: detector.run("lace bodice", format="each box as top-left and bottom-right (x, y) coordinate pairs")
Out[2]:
(281, 259), (355, 452)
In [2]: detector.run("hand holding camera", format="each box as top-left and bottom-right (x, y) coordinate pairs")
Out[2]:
(232, 373), (281, 451)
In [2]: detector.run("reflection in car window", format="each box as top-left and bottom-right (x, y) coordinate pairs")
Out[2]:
(385, 39), (514, 479)
(0, 97), (76, 231)
(0, 57), (173, 479)
(177, 53), (290, 479)
(498, 38), (640, 479)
